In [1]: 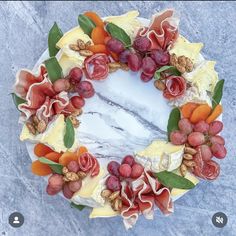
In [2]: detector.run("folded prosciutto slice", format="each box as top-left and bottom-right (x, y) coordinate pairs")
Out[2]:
(13, 65), (78, 122)
(138, 9), (179, 50)
(121, 171), (173, 229)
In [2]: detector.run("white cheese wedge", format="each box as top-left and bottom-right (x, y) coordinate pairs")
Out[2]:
(20, 114), (77, 152)
(171, 171), (199, 199)
(71, 168), (106, 208)
(56, 26), (92, 49)
(135, 140), (184, 173)
(105, 11), (141, 40)
(184, 60), (219, 93)
(169, 35), (203, 63)
(89, 202), (118, 218)
(59, 53), (84, 75)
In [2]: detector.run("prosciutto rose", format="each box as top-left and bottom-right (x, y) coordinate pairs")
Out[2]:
(163, 75), (186, 100)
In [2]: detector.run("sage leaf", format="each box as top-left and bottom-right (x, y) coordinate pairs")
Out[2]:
(212, 79), (224, 109)
(167, 107), (181, 141)
(48, 22), (63, 57)
(64, 117), (75, 149)
(154, 66), (181, 80)
(106, 22), (131, 47)
(70, 202), (86, 211)
(11, 93), (26, 111)
(155, 171), (195, 189)
(38, 157), (63, 174)
(78, 14), (96, 36)
(44, 57), (63, 83)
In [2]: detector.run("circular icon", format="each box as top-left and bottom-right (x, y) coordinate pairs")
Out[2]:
(8, 212), (24, 228)
(212, 212), (227, 228)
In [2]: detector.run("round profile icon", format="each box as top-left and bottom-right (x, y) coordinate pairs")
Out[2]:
(8, 212), (24, 228)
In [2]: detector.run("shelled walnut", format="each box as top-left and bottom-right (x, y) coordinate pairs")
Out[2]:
(170, 54), (194, 73)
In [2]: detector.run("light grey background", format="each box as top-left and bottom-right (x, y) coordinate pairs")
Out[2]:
(0, 1), (236, 236)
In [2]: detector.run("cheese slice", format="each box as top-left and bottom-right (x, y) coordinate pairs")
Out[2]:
(71, 168), (106, 208)
(169, 35), (203, 63)
(135, 140), (184, 172)
(59, 53), (84, 75)
(171, 171), (199, 198)
(105, 11), (141, 40)
(89, 202), (118, 218)
(184, 60), (218, 93)
(20, 114), (77, 152)
(56, 26), (92, 49)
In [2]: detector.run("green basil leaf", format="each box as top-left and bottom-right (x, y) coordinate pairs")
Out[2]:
(48, 22), (63, 57)
(212, 79), (224, 109)
(44, 57), (63, 83)
(78, 14), (96, 36)
(70, 202), (86, 211)
(167, 107), (181, 141)
(64, 117), (75, 149)
(11, 93), (26, 111)
(38, 157), (63, 174)
(155, 171), (195, 189)
(106, 22), (131, 47)
(154, 66), (181, 80)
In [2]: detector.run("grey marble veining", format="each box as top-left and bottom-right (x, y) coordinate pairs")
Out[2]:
(0, 1), (236, 236)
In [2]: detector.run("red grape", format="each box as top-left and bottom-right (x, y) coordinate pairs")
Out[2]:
(67, 161), (79, 173)
(46, 184), (60, 195)
(69, 67), (83, 85)
(170, 130), (187, 145)
(142, 57), (156, 74)
(107, 161), (120, 177)
(178, 118), (193, 134)
(133, 37), (151, 52)
(122, 155), (135, 166)
(106, 38), (124, 54)
(210, 135), (225, 145)
(193, 120), (209, 133)
(198, 145), (212, 161)
(62, 183), (74, 199)
(70, 96), (85, 109)
(75, 81), (95, 98)
(140, 72), (153, 82)
(188, 132), (205, 147)
(48, 174), (64, 191)
(130, 163), (144, 179)
(68, 180), (82, 192)
(127, 53), (142, 72)
(106, 175), (121, 192)
(119, 50), (131, 63)
(150, 49), (170, 65)
(119, 164), (132, 178)
(53, 78), (70, 93)
(208, 121), (223, 135)
(211, 143), (227, 159)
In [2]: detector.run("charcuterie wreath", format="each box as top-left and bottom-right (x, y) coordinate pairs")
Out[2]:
(12, 9), (226, 229)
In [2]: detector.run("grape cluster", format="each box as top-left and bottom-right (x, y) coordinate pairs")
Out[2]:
(52, 67), (95, 110)
(170, 118), (227, 161)
(106, 155), (144, 192)
(105, 36), (170, 82)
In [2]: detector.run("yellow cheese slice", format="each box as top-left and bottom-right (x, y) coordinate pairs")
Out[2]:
(56, 26), (92, 49)
(20, 114), (77, 152)
(169, 35), (203, 63)
(171, 171), (199, 197)
(89, 202), (118, 218)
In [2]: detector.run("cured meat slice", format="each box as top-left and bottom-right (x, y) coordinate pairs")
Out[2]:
(138, 9), (179, 50)
(121, 171), (173, 229)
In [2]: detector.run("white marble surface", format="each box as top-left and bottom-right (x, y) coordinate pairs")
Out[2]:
(0, 1), (236, 236)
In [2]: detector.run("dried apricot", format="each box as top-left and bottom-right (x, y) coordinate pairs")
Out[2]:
(34, 143), (53, 157)
(190, 104), (212, 124)
(91, 26), (108, 45)
(76, 146), (88, 157)
(59, 151), (77, 166)
(44, 152), (62, 163)
(181, 103), (199, 119)
(31, 160), (52, 176)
